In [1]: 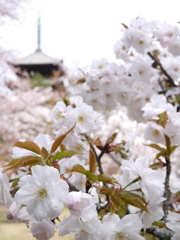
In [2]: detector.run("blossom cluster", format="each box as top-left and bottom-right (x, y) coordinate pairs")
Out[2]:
(66, 17), (180, 122)
(0, 93), (179, 239)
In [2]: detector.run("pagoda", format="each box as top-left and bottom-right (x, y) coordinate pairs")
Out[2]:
(14, 16), (64, 78)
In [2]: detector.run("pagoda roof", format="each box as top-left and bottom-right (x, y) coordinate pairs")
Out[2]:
(14, 49), (59, 66)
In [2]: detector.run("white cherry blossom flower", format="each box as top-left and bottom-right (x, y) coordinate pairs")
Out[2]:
(169, 172), (180, 194)
(73, 103), (101, 133)
(14, 165), (69, 221)
(102, 213), (144, 240)
(91, 58), (109, 75)
(65, 191), (97, 221)
(139, 197), (164, 230)
(49, 100), (67, 123)
(122, 28), (151, 53)
(0, 168), (13, 207)
(144, 121), (165, 145)
(100, 213), (121, 239)
(69, 95), (84, 107)
(7, 201), (32, 223)
(141, 94), (169, 119)
(166, 211), (180, 240)
(129, 55), (154, 82)
(59, 215), (101, 240)
(30, 219), (55, 240)
(164, 120), (180, 146)
(121, 156), (164, 200)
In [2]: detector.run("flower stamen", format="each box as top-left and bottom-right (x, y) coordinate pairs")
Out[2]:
(34, 188), (47, 202)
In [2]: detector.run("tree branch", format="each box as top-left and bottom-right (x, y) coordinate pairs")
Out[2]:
(96, 147), (108, 175)
(84, 134), (105, 175)
(148, 52), (177, 87)
(163, 157), (171, 222)
(146, 226), (174, 240)
(89, 144), (104, 174)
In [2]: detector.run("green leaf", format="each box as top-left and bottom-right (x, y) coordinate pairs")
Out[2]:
(50, 124), (76, 153)
(14, 141), (41, 154)
(153, 221), (165, 227)
(98, 174), (120, 185)
(60, 144), (67, 152)
(110, 189), (121, 213)
(155, 152), (163, 160)
(145, 143), (166, 152)
(68, 164), (98, 181)
(86, 172), (98, 181)
(116, 200), (127, 217)
(11, 179), (20, 188)
(120, 192), (148, 212)
(69, 164), (120, 184)
(53, 151), (79, 161)
(122, 176), (141, 190)
(9, 178), (20, 183)
(157, 112), (167, 127)
(169, 145), (178, 155)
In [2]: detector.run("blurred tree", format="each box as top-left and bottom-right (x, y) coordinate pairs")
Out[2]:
(0, 0), (30, 24)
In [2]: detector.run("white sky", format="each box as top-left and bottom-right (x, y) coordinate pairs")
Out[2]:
(1, 0), (180, 67)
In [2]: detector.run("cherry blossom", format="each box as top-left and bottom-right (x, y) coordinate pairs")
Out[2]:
(14, 165), (69, 221)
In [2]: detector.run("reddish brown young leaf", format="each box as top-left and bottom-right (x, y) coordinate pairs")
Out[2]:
(120, 192), (148, 212)
(50, 123), (76, 153)
(14, 141), (41, 154)
(105, 132), (118, 145)
(41, 147), (49, 160)
(60, 144), (67, 152)
(121, 22), (129, 29)
(99, 186), (113, 195)
(94, 137), (103, 149)
(89, 149), (96, 173)
(5, 156), (42, 170)
(165, 135), (171, 151)
(68, 164), (87, 175)
(76, 78), (86, 84)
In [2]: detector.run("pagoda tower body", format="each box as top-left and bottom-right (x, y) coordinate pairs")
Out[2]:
(14, 15), (64, 78)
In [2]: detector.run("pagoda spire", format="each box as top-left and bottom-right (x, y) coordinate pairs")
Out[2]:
(37, 13), (41, 51)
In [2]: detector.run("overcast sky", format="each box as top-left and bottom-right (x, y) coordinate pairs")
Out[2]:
(1, 0), (180, 67)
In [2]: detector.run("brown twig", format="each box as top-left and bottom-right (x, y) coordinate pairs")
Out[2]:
(148, 52), (177, 87)
(90, 144), (105, 175)
(97, 147), (107, 174)
(163, 157), (171, 222)
(146, 226), (174, 240)
(89, 144), (103, 174)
